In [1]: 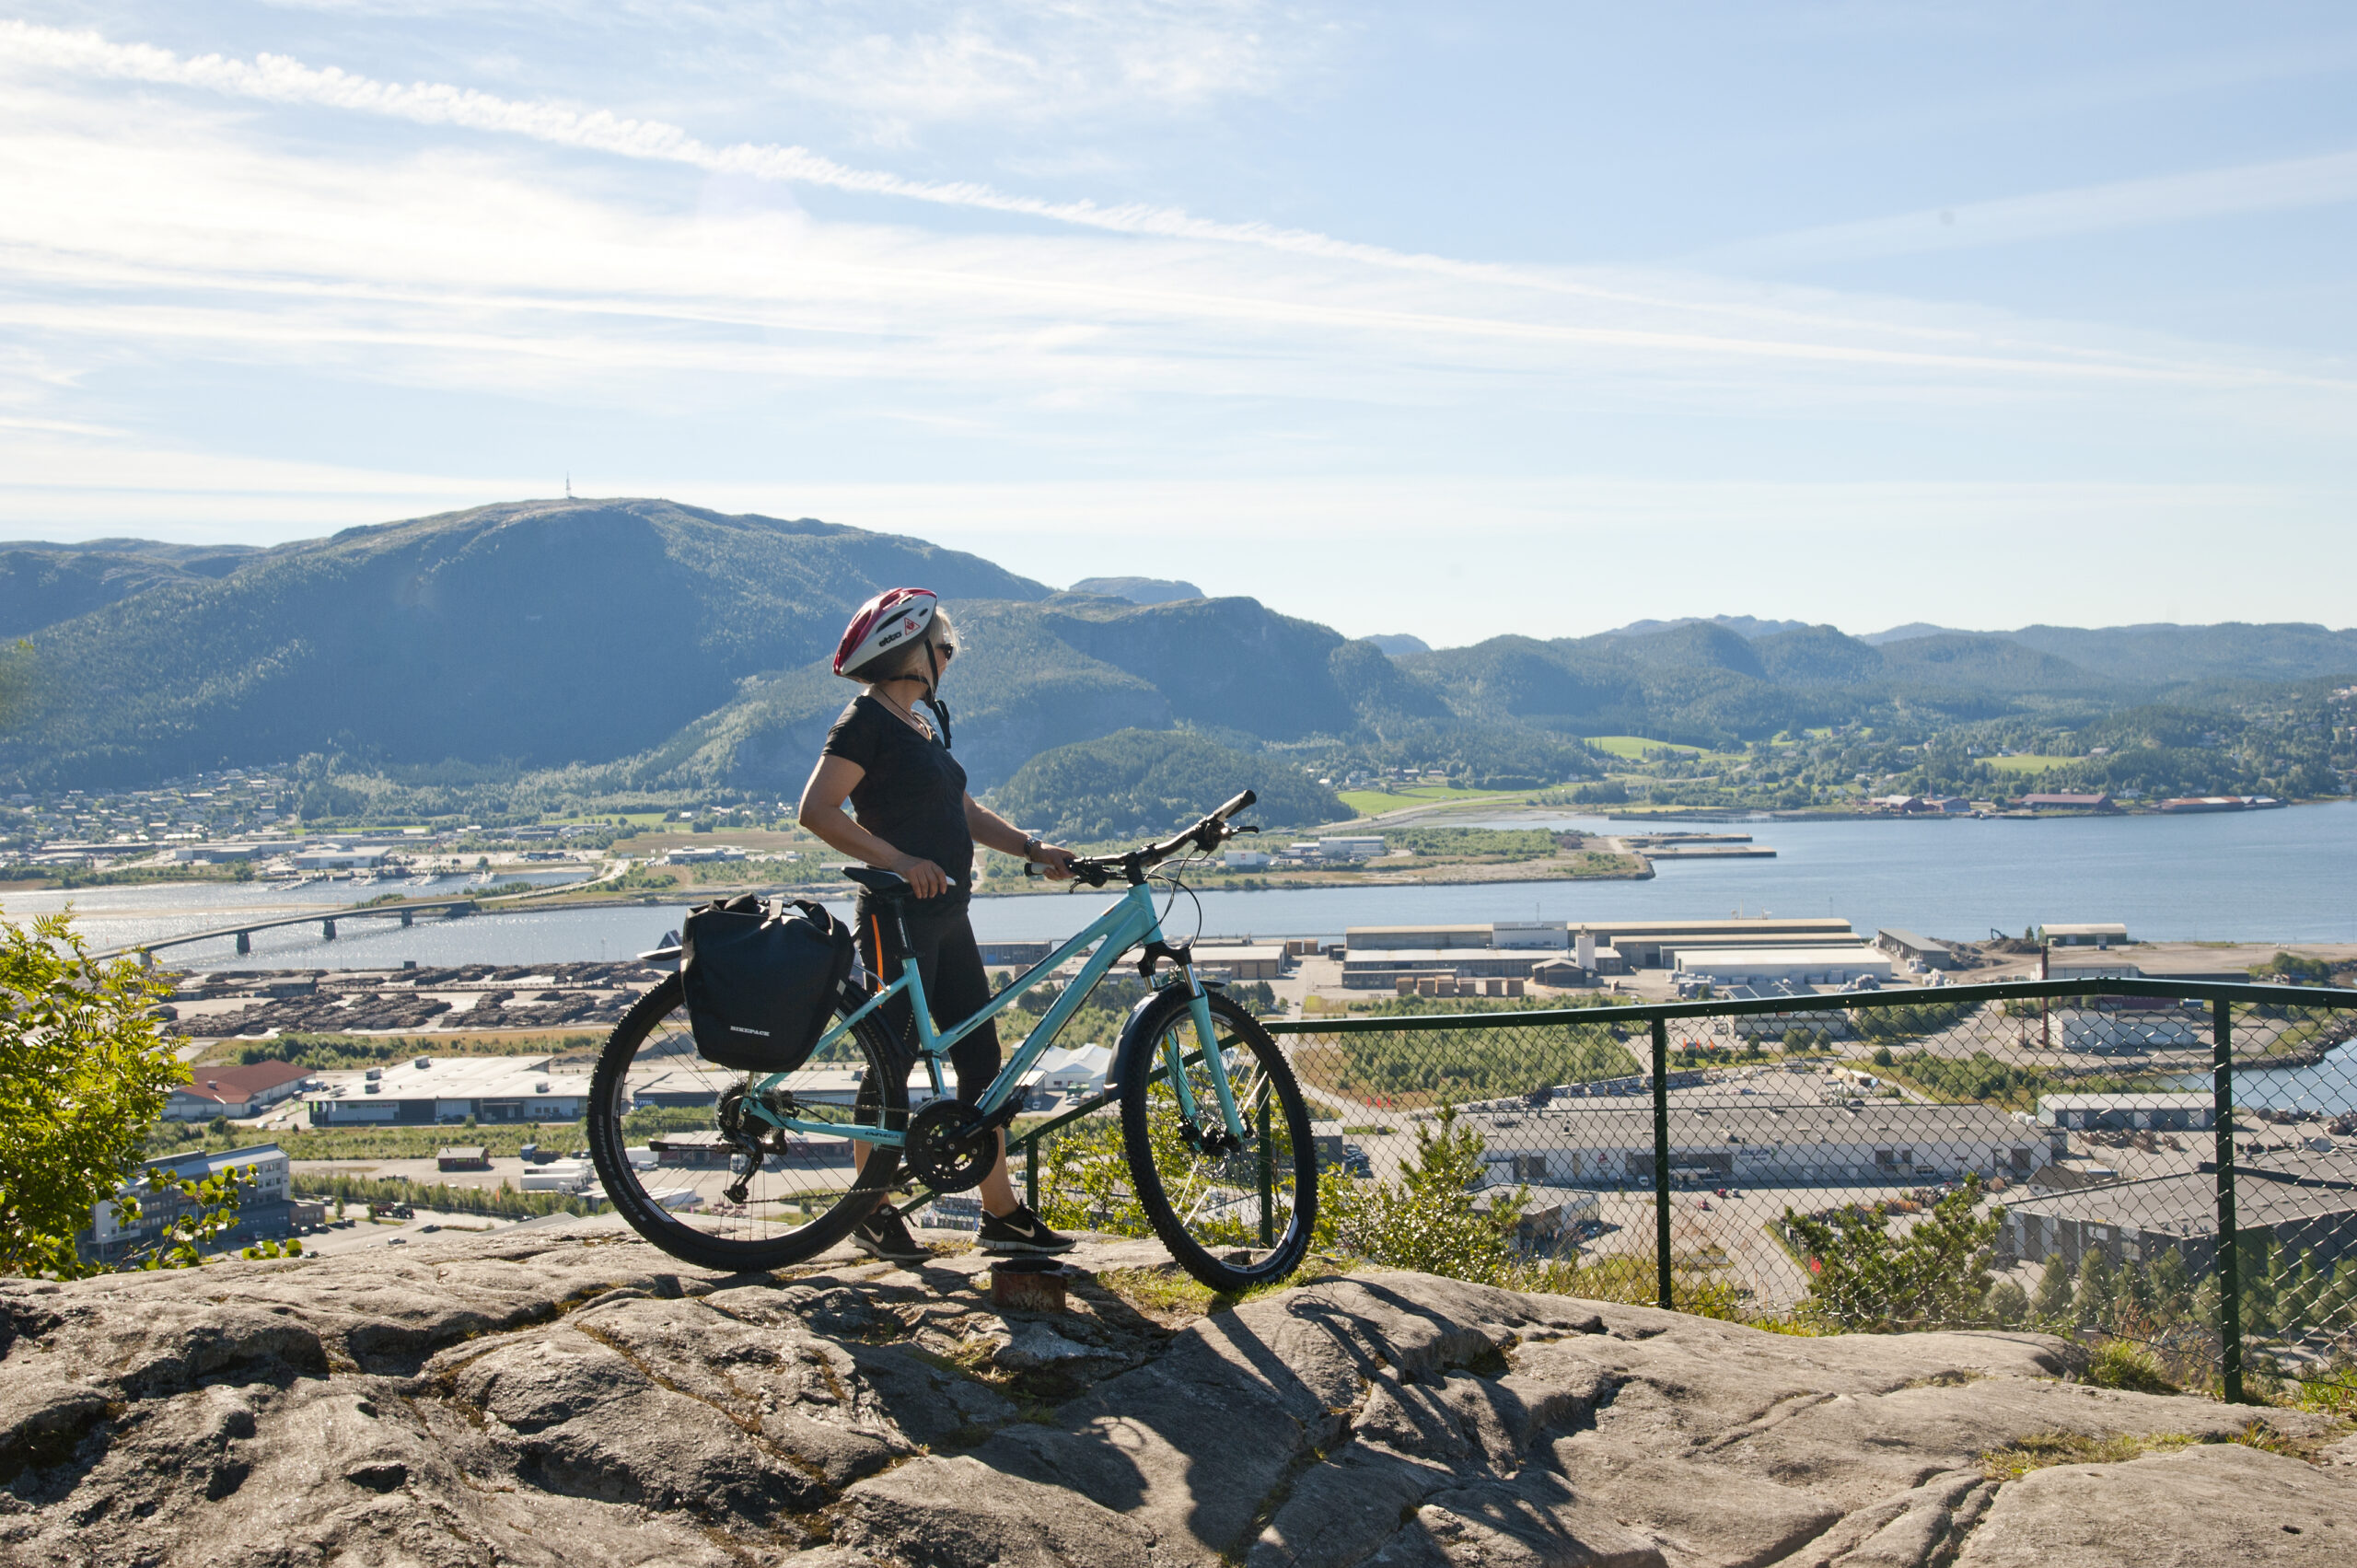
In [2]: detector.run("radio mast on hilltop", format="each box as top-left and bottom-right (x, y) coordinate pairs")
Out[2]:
(565, 471), (573, 498)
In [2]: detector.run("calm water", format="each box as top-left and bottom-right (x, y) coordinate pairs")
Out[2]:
(16, 802), (2357, 970)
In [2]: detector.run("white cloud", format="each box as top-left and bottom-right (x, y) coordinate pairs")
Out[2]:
(1702, 147), (2357, 269)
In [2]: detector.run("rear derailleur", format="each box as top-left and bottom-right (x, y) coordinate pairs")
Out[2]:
(714, 1082), (800, 1205)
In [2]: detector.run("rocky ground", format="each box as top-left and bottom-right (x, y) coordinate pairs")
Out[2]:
(4, 1219), (2353, 1567)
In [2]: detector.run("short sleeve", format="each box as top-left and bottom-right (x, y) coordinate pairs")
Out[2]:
(821, 701), (880, 771)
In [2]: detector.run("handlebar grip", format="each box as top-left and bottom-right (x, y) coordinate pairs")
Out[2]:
(1214, 789), (1257, 820)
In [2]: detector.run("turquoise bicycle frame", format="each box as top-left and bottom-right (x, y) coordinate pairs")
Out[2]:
(738, 880), (1246, 1149)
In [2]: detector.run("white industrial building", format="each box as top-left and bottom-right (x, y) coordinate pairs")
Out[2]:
(305, 1055), (591, 1124)
(1671, 946), (1894, 988)
(1026, 1043), (1113, 1097)
(290, 843), (390, 869)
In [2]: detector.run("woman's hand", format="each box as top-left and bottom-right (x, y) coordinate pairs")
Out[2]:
(1032, 842), (1078, 881)
(890, 854), (954, 900)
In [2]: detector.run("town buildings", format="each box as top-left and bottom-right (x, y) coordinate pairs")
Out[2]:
(163, 1059), (313, 1120)
(78, 1143), (320, 1264)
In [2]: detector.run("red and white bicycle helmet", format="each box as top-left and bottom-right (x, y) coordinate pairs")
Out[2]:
(832, 587), (939, 680)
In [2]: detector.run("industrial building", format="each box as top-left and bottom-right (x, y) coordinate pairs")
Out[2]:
(2038, 922), (2131, 947)
(304, 1055), (591, 1124)
(1457, 1102), (2057, 1187)
(1565, 918), (1859, 969)
(1875, 929), (1958, 970)
(1192, 943), (1286, 980)
(164, 1059), (314, 1120)
(2036, 1093), (2214, 1132)
(1342, 947), (1557, 989)
(289, 843), (389, 869)
(2000, 1166), (2357, 1278)
(1672, 946), (1894, 988)
(2059, 1012), (2203, 1053)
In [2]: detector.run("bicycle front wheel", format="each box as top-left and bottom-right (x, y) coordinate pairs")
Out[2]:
(586, 973), (908, 1273)
(1118, 987), (1318, 1292)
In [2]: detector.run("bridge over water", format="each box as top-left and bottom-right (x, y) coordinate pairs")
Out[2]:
(99, 897), (490, 961)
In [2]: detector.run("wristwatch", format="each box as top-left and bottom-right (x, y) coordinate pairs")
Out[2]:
(1023, 834), (1043, 860)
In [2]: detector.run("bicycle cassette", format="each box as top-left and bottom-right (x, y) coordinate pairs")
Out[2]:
(905, 1098), (995, 1193)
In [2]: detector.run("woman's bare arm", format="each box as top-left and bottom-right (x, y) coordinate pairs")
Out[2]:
(795, 755), (953, 899)
(966, 794), (1074, 879)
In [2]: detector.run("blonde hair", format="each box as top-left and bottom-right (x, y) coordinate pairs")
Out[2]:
(860, 606), (955, 684)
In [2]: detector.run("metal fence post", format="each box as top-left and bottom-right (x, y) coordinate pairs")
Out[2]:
(1652, 1016), (1672, 1310)
(1257, 1079), (1275, 1249)
(2212, 997), (2242, 1404)
(1025, 1134), (1039, 1215)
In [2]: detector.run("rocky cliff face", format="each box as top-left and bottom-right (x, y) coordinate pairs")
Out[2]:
(2, 1222), (2351, 1567)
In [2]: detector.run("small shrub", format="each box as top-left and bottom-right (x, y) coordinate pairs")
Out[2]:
(2086, 1339), (2178, 1395)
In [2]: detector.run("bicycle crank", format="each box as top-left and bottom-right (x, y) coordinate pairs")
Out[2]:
(905, 1098), (996, 1193)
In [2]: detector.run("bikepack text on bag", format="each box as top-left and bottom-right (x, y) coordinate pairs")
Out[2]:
(679, 894), (855, 1073)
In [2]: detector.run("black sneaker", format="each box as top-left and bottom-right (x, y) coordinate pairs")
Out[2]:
(978, 1203), (1076, 1255)
(850, 1207), (929, 1265)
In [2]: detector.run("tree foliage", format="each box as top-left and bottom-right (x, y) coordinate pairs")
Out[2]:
(0, 908), (232, 1277)
(1318, 1106), (1526, 1285)
(1781, 1177), (2003, 1331)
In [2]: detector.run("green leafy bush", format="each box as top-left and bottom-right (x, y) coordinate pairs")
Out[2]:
(0, 909), (203, 1277)
(1318, 1106), (1525, 1286)
(1781, 1177), (2003, 1331)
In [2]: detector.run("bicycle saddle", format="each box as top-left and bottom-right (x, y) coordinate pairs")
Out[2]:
(840, 865), (912, 900)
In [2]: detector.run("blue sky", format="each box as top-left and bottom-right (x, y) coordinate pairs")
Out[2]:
(1, 3), (2351, 645)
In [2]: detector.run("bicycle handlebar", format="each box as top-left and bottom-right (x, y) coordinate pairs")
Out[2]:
(1028, 788), (1259, 888)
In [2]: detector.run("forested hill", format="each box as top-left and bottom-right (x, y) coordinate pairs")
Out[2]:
(1, 497), (2351, 812)
(0, 499), (1047, 787)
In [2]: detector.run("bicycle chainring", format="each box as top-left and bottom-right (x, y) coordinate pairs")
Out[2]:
(905, 1098), (995, 1193)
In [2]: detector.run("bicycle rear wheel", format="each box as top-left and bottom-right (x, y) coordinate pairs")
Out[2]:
(1118, 987), (1318, 1292)
(586, 973), (908, 1273)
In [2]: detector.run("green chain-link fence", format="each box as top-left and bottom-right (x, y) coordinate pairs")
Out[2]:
(1230, 978), (2354, 1405)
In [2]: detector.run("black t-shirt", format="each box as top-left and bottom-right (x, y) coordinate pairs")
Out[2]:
(822, 695), (973, 913)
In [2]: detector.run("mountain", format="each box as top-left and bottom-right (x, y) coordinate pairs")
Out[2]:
(6, 497), (2351, 806)
(1603, 614), (1812, 639)
(1364, 633), (1430, 656)
(1860, 621), (1972, 645)
(2002, 622), (2357, 687)
(0, 541), (261, 640)
(0, 499), (1047, 788)
(1065, 576), (1203, 605)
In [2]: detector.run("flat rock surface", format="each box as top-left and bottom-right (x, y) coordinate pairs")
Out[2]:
(1, 1218), (2350, 1567)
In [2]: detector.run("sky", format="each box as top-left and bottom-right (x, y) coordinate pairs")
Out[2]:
(1, 2), (2352, 647)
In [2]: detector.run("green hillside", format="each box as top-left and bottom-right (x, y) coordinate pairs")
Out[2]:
(988, 728), (1342, 842)
(0, 498), (1047, 787)
(1, 497), (2350, 830)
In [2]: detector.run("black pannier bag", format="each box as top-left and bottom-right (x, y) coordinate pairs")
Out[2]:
(679, 894), (857, 1072)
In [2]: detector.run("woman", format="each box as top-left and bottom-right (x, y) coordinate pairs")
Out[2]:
(796, 587), (1079, 1264)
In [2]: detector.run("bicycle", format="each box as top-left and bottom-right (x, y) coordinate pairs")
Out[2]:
(584, 790), (1320, 1292)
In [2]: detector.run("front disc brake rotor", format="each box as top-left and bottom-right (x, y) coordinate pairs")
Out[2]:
(905, 1098), (994, 1192)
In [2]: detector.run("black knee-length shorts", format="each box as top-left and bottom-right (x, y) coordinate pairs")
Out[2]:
(857, 901), (1001, 1106)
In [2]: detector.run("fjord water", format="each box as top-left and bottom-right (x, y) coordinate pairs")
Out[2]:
(20, 800), (2357, 970)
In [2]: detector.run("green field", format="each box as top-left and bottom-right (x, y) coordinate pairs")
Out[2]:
(1983, 754), (2081, 773)
(1338, 784), (1528, 816)
(1585, 736), (1704, 759)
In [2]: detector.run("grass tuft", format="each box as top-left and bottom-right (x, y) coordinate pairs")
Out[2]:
(2085, 1341), (2179, 1396)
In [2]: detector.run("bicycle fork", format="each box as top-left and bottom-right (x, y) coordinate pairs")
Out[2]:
(1163, 963), (1250, 1155)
